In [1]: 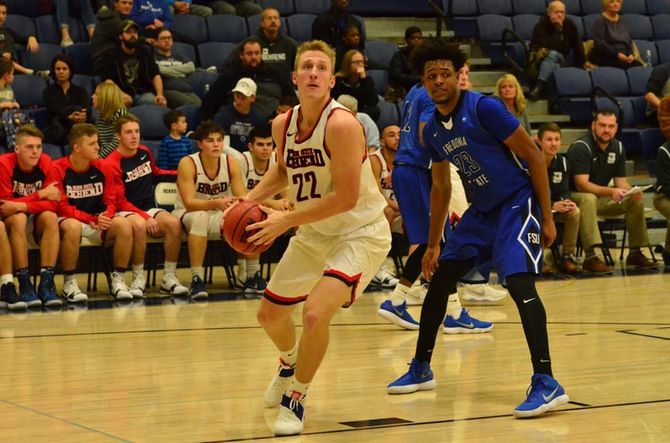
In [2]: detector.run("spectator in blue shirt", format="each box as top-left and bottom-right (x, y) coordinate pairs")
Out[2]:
(158, 109), (192, 169)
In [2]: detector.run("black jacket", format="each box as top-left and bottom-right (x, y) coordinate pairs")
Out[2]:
(99, 45), (160, 96)
(530, 14), (585, 67)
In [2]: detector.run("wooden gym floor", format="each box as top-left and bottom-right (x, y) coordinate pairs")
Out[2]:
(1, 266), (669, 442)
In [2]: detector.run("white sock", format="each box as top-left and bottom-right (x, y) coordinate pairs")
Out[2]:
(64, 274), (76, 283)
(446, 293), (463, 318)
(164, 261), (177, 275)
(191, 267), (204, 280)
(390, 283), (411, 306)
(0, 274), (12, 285)
(236, 258), (247, 280)
(288, 379), (309, 398)
(280, 343), (298, 367)
(247, 258), (260, 277)
(132, 264), (144, 278)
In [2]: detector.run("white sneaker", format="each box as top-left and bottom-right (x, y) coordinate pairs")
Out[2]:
(273, 392), (305, 436)
(129, 273), (146, 298)
(371, 266), (399, 289)
(460, 283), (508, 302)
(264, 359), (295, 408)
(406, 281), (428, 306)
(110, 272), (133, 300)
(160, 273), (189, 296)
(63, 279), (88, 303)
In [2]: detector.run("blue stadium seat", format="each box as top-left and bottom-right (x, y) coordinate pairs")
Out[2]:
(567, 15), (584, 40)
(187, 70), (220, 99)
(176, 105), (202, 132)
(477, 14), (515, 66)
(65, 42), (94, 75)
(582, 0), (603, 15)
(247, 14), (288, 34)
(651, 14), (670, 40)
(648, 0), (670, 15)
(141, 140), (161, 160)
(595, 96), (636, 127)
(634, 40), (658, 66)
(348, 0), (433, 16)
(478, 0), (513, 16)
(641, 128), (665, 175)
(657, 40), (670, 64)
(198, 42), (236, 72)
(621, 14), (652, 40)
(367, 69), (389, 96)
(512, 14), (540, 41)
(365, 40), (397, 70)
(172, 14), (208, 44)
(552, 67), (593, 123)
(620, 0), (648, 14)
(42, 143), (64, 160)
(5, 0), (41, 17)
(591, 67), (630, 96)
(36, 15), (83, 44)
(129, 105), (171, 140)
(17, 43), (63, 72)
(512, 0), (545, 15)
(562, 0), (582, 15)
(258, 0), (295, 15)
(376, 99), (399, 130)
(287, 14), (316, 43)
(627, 66), (652, 96)
(4, 15), (36, 43)
(294, 0), (329, 15)
(444, 0), (478, 37)
(12, 74), (47, 107)
(207, 15), (248, 42)
(582, 14), (600, 40)
(618, 128), (643, 157)
(71, 73), (97, 96)
(172, 42), (197, 65)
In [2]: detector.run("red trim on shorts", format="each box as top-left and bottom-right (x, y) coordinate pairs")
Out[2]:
(263, 288), (308, 305)
(323, 269), (362, 308)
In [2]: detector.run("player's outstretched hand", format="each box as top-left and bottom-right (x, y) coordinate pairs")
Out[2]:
(247, 206), (289, 247)
(421, 245), (440, 280)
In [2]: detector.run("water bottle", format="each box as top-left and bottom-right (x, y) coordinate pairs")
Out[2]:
(645, 49), (652, 67)
(204, 83), (210, 95)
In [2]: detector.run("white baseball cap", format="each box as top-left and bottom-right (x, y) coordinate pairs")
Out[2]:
(232, 78), (257, 97)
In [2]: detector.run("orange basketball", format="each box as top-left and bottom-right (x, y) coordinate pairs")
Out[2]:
(222, 200), (271, 255)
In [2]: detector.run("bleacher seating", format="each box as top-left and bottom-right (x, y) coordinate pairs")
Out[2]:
(12, 74), (48, 107)
(652, 14), (670, 40)
(71, 73), (97, 96)
(172, 14), (208, 44)
(286, 14), (316, 43)
(512, 0), (545, 15)
(552, 67), (593, 123)
(294, 0), (329, 15)
(621, 0), (648, 15)
(581, 0), (603, 15)
(65, 43), (94, 75)
(375, 99), (400, 131)
(198, 42), (236, 72)
(129, 105), (171, 140)
(364, 40), (397, 70)
(443, 0), (478, 38)
(258, 0), (295, 15)
(177, 105), (202, 133)
(17, 43), (62, 72)
(657, 40), (670, 64)
(622, 14), (653, 40)
(4, 14), (37, 42)
(512, 14), (539, 41)
(478, 0), (513, 16)
(187, 70), (219, 99)
(171, 42), (197, 65)
(649, 0), (670, 15)
(42, 143), (64, 160)
(207, 15), (249, 42)
(367, 69), (389, 96)
(36, 15), (84, 44)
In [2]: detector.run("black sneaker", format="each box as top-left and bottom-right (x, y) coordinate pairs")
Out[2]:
(18, 271), (42, 308)
(244, 271), (267, 296)
(1, 282), (27, 310)
(190, 276), (208, 300)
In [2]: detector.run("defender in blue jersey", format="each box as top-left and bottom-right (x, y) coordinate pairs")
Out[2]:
(387, 40), (569, 418)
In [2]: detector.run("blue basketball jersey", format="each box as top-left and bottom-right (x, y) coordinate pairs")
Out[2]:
(424, 91), (531, 212)
(394, 84), (434, 169)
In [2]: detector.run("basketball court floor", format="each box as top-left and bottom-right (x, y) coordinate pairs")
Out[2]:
(1, 267), (669, 442)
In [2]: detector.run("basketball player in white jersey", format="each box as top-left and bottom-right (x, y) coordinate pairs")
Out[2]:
(174, 121), (247, 299)
(240, 40), (391, 436)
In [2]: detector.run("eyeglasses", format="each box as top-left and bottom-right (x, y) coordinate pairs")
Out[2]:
(351, 60), (365, 65)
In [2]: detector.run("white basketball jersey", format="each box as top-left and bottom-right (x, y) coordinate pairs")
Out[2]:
(369, 149), (394, 201)
(242, 150), (276, 190)
(175, 152), (232, 210)
(282, 99), (386, 235)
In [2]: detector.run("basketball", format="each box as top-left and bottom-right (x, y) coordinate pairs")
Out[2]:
(222, 200), (271, 255)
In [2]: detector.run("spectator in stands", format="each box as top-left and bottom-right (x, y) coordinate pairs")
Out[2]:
(201, 37), (295, 120)
(494, 73), (530, 133)
(43, 54), (92, 147)
(53, 0), (97, 47)
(538, 123), (581, 274)
(207, 0), (261, 17)
(153, 27), (201, 108)
(100, 19), (168, 107)
(589, 0), (643, 69)
(158, 109), (192, 169)
(250, 8), (297, 84)
(567, 110), (656, 269)
(335, 23), (364, 71)
(214, 77), (268, 153)
(130, 0), (172, 41)
(0, 0), (47, 77)
(528, 1), (586, 101)
(337, 94), (379, 152)
(311, 0), (364, 55)
(0, 59), (28, 149)
(92, 0), (134, 73)
(457, 60), (472, 90)
(93, 81), (128, 158)
(389, 26), (422, 95)
(333, 49), (379, 121)
(167, 0), (212, 18)
(643, 62), (670, 126)
(654, 98), (670, 265)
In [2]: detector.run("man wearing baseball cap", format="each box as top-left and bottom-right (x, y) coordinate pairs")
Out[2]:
(98, 19), (168, 108)
(213, 78), (269, 152)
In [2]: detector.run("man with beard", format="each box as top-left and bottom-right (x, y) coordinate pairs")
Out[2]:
(567, 110), (656, 269)
(100, 19), (167, 107)
(92, 0), (133, 73)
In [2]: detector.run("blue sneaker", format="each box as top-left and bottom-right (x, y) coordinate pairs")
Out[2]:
(38, 270), (62, 308)
(190, 275), (208, 300)
(514, 373), (569, 418)
(387, 358), (437, 394)
(443, 308), (493, 334)
(273, 391), (305, 436)
(18, 271), (41, 308)
(1, 282), (27, 310)
(377, 300), (420, 330)
(264, 358), (295, 407)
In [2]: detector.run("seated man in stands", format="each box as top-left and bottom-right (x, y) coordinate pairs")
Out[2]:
(337, 94), (379, 152)
(0, 125), (61, 307)
(173, 121), (246, 299)
(643, 61), (670, 126)
(528, 1), (585, 101)
(389, 26), (423, 95)
(104, 113), (189, 297)
(311, 0), (364, 57)
(251, 7), (297, 83)
(153, 27), (201, 108)
(92, 0), (134, 73)
(567, 110), (656, 270)
(654, 99), (670, 265)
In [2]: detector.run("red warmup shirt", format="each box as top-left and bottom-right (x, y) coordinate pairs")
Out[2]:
(48, 156), (138, 224)
(104, 145), (177, 219)
(0, 153), (57, 214)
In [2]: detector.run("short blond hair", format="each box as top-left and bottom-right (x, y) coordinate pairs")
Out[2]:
(294, 40), (336, 74)
(15, 124), (44, 145)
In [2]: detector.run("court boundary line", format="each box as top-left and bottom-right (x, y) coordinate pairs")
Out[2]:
(617, 329), (670, 341)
